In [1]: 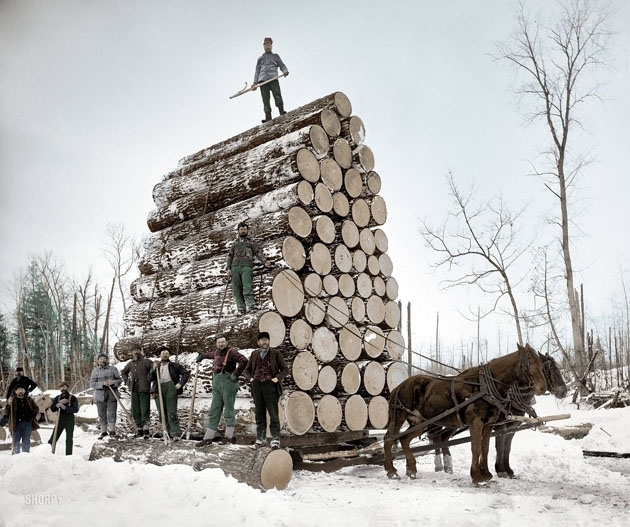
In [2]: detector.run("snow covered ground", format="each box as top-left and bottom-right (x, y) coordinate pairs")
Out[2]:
(0, 395), (628, 527)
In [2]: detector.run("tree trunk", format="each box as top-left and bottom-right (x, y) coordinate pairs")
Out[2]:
(88, 441), (292, 491)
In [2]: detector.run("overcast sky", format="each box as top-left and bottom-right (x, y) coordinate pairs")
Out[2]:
(1, 0), (629, 362)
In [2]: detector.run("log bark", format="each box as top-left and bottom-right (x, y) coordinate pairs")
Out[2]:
(153, 126), (327, 208)
(139, 187), (301, 276)
(88, 441), (293, 491)
(173, 92), (351, 172)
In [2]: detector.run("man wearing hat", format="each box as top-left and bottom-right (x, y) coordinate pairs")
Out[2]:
(48, 380), (79, 455)
(227, 221), (272, 315)
(149, 346), (190, 440)
(89, 353), (123, 439)
(195, 333), (248, 446)
(2, 385), (39, 454)
(6, 366), (38, 399)
(244, 331), (288, 449)
(253, 37), (289, 123)
(121, 344), (154, 438)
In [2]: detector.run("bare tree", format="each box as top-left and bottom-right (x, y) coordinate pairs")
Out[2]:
(421, 172), (531, 345)
(103, 222), (139, 314)
(495, 0), (612, 364)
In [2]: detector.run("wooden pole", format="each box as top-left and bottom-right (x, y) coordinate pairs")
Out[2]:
(407, 302), (412, 376)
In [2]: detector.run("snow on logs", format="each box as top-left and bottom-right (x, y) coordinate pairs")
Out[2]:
(115, 91), (407, 440)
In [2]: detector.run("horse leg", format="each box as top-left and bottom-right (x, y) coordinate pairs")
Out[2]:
(383, 433), (399, 479)
(502, 430), (516, 478)
(468, 419), (484, 484)
(433, 447), (444, 472)
(495, 429), (508, 477)
(479, 424), (494, 482)
(400, 433), (418, 479)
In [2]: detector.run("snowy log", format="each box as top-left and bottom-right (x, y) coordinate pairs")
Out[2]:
(340, 116), (366, 149)
(88, 441), (293, 491)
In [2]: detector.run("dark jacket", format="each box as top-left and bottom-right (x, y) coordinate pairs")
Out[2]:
(198, 347), (248, 378)
(2, 394), (40, 433)
(6, 375), (38, 399)
(50, 392), (79, 417)
(121, 357), (154, 392)
(244, 348), (289, 395)
(227, 235), (266, 269)
(149, 361), (190, 395)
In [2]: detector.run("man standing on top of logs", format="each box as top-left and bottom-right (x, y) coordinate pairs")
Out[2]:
(90, 353), (123, 439)
(6, 366), (38, 399)
(227, 221), (271, 315)
(253, 37), (289, 123)
(195, 333), (248, 446)
(150, 346), (190, 441)
(244, 331), (288, 449)
(121, 344), (154, 439)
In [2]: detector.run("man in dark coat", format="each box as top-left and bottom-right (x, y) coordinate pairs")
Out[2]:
(253, 36), (289, 123)
(2, 385), (39, 454)
(195, 333), (248, 446)
(244, 331), (288, 449)
(150, 346), (190, 440)
(121, 344), (154, 438)
(48, 380), (79, 455)
(6, 366), (38, 399)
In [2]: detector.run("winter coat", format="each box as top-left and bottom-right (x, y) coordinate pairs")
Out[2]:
(149, 361), (190, 395)
(2, 395), (40, 433)
(50, 392), (79, 416)
(226, 235), (266, 269)
(6, 375), (38, 399)
(121, 357), (154, 392)
(197, 347), (248, 377)
(89, 364), (123, 403)
(244, 348), (288, 395)
(254, 51), (288, 84)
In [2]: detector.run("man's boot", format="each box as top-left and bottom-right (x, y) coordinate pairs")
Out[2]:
(278, 104), (286, 115)
(261, 111), (272, 123)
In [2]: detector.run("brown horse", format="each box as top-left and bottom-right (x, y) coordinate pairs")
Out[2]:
(494, 352), (567, 478)
(383, 343), (547, 485)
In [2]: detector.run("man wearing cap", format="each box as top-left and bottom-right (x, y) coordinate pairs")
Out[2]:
(48, 380), (79, 455)
(150, 346), (190, 440)
(121, 344), (154, 439)
(244, 331), (288, 449)
(227, 221), (271, 315)
(195, 333), (248, 446)
(89, 353), (123, 439)
(253, 37), (289, 123)
(6, 366), (38, 399)
(2, 385), (39, 454)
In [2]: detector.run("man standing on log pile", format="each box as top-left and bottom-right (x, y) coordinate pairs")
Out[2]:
(121, 344), (154, 439)
(48, 380), (79, 455)
(90, 353), (123, 439)
(195, 333), (248, 446)
(253, 37), (289, 123)
(227, 221), (271, 315)
(244, 331), (288, 450)
(150, 346), (190, 441)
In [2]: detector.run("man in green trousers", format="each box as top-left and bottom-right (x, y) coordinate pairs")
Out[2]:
(227, 221), (271, 315)
(121, 344), (154, 439)
(48, 380), (79, 455)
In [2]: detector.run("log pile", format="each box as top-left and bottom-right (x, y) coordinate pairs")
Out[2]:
(113, 91), (408, 440)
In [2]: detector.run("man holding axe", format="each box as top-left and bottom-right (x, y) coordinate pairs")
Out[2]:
(48, 380), (78, 455)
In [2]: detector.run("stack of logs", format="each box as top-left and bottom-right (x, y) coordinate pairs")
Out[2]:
(113, 91), (408, 438)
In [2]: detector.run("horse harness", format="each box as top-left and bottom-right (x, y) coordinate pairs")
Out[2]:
(390, 354), (538, 442)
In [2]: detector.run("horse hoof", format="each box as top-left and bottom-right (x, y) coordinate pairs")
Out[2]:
(406, 471), (417, 479)
(444, 467), (453, 474)
(497, 471), (509, 479)
(387, 471), (400, 480)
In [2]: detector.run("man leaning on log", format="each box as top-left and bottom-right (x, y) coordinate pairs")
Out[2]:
(227, 221), (271, 315)
(195, 333), (248, 446)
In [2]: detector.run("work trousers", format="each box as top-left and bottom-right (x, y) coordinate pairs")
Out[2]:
(260, 79), (283, 114)
(48, 413), (75, 455)
(131, 388), (151, 427)
(206, 373), (239, 430)
(251, 379), (280, 442)
(155, 381), (181, 436)
(231, 264), (254, 311)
